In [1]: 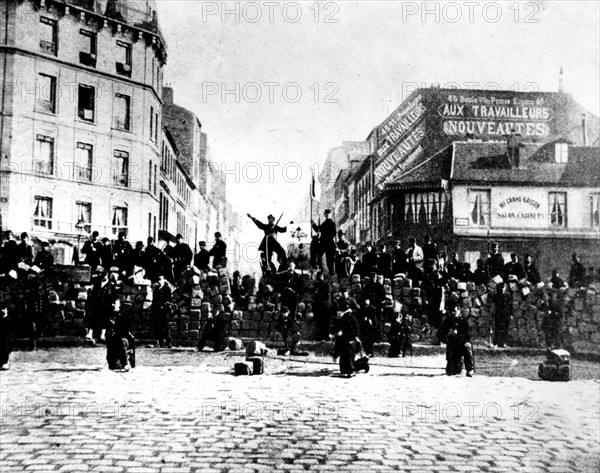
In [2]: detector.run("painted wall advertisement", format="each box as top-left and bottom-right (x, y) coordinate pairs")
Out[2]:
(440, 92), (555, 138)
(492, 190), (547, 228)
(374, 94), (427, 190)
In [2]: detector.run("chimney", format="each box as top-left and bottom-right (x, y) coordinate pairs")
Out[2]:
(558, 67), (564, 93)
(163, 86), (174, 105)
(581, 114), (588, 146)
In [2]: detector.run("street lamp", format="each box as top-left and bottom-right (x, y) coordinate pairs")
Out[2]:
(74, 218), (87, 265)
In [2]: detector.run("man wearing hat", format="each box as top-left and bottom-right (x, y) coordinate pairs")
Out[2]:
(142, 237), (166, 283)
(485, 242), (505, 280)
(113, 231), (133, 275)
(335, 230), (352, 278)
(312, 209), (337, 275)
(248, 213), (287, 273)
(33, 240), (54, 272)
(81, 231), (102, 269)
(172, 234), (193, 280)
(152, 274), (173, 348)
(194, 241), (211, 272)
(209, 232), (227, 268)
(16, 232), (34, 278)
(568, 253), (586, 288)
(85, 270), (117, 341)
(439, 304), (475, 377)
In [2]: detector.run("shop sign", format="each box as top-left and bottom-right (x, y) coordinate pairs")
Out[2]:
(440, 93), (554, 138)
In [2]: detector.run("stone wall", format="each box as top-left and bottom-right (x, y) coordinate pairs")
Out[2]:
(1, 267), (599, 354)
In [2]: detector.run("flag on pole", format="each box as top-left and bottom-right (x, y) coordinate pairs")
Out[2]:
(311, 170), (320, 201)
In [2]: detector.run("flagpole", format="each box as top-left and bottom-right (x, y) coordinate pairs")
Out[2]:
(310, 173), (313, 237)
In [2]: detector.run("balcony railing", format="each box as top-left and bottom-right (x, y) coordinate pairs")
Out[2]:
(75, 165), (92, 181)
(39, 40), (57, 55)
(79, 52), (96, 67)
(30, 218), (127, 238)
(111, 171), (128, 187)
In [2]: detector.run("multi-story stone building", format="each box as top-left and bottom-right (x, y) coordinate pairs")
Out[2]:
(0, 0), (167, 261)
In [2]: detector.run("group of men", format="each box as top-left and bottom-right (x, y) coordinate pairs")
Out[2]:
(0, 231), (54, 278)
(78, 231), (228, 283)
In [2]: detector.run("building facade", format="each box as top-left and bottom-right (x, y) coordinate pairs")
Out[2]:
(341, 87), (599, 275)
(0, 0), (243, 268)
(0, 0), (166, 261)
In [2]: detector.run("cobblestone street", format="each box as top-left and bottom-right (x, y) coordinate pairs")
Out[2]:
(1, 348), (599, 472)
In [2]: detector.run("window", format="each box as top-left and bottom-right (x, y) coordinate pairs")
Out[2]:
(36, 74), (56, 113)
(76, 202), (92, 234)
(549, 192), (567, 227)
(111, 150), (129, 187)
(404, 191), (448, 225)
(40, 17), (57, 55)
(592, 194), (600, 229)
(468, 189), (491, 227)
(148, 159), (153, 191)
(150, 106), (154, 141)
(154, 112), (159, 142)
(555, 143), (569, 163)
(34, 134), (54, 175)
(113, 94), (130, 130)
(75, 143), (93, 181)
(79, 30), (97, 67)
(33, 196), (53, 229)
(116, 41), (132, 76)
(154, 164), (157, 194)
(111, 206), (128, 236)
(78, 85), (95, 122)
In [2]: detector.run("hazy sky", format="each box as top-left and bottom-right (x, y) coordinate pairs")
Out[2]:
(154, 0), (600, 220)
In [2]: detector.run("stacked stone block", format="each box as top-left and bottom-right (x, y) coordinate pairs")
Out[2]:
(1, 268), (599, 354)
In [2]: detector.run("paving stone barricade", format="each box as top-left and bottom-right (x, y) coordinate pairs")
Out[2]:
(1, 266), (599, 353)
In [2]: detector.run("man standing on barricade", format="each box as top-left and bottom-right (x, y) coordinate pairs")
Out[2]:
(248, 213), (288, 273)
(312, 209), (336, 275)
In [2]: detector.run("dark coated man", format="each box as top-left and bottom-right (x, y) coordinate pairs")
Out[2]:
(81, 231), (102, 268)
(335, 230), (352, 278)
(248, 214), (287, 272)
(358, 298), (377, 356)
(361, 243), (378, 275)
(313, 271), (333, 341)
(377, 244), (392, 279)
(392, 240), (407, 276)
(312, 209), (337, 275)
(113, 231), (133, 275)
(194, 241), (211, 272)
(504, 253), (525, 281)
(152, 274), (173, 348)
(33, 241), (54, 272)
(278, 306), (301, 355)
(422, 260), (446, 344)
(524, 254), (541, 285)
(85, 271), (117, 341)
(106, 299), (135, 372)
(209, 232), (228, 269)
(568, 253), (586, 288)
(333, 302), (361, 378)
(422, 235), (440, 267)
(439, 304), (475, 377)
(142, 237), (166, 283)
(172, 234), (193, 281)
(485, 242), (505, 280)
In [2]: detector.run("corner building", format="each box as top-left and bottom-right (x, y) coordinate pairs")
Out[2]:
(0, 0), (166, 261)
(347, 87), (599, 277)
